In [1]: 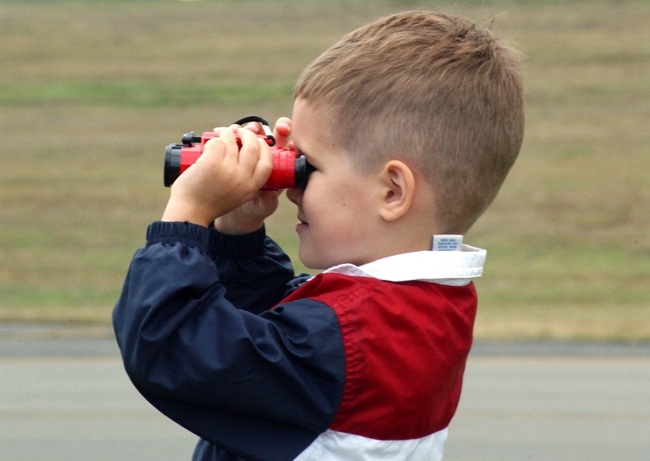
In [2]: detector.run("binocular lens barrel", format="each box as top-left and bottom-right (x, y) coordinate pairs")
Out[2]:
(164, 141), (312, 189)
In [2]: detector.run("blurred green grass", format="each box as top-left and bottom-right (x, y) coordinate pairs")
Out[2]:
(1, 0), (649, 340)
(0, 81), (295, 107)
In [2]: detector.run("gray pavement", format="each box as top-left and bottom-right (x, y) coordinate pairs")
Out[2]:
(1, 323), (649, 460)
(446, 355), (650, 460)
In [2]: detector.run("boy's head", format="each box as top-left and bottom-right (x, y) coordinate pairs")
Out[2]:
(294, 10), (525, 234)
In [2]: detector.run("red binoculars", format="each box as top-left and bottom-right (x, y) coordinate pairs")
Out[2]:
(164, 117), (313, 190)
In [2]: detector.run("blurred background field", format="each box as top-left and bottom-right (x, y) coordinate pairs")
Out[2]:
(0, 0), (648, 341)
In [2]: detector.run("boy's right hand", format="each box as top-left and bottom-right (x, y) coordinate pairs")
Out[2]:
(213, 117), (293, 235)
(161, 126), (274, 228)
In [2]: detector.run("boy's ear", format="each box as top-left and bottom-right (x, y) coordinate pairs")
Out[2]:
(378, 160), (415, 222)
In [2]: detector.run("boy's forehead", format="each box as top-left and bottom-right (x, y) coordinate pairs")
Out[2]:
(292, 99), (318, 131)
(292, 99), (332, 149)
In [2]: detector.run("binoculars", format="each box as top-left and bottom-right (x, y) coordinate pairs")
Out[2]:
(164, 117), (313, 190)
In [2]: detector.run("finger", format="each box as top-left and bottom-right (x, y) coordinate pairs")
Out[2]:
(201, 127), (229, 162)
(218, 126), (240, 154)
(247, 133), (273, 185)
(255, 189), (281, 201)
(273, 117), (292, 148)
(250, 189), (281, 217)
(237, 128), (262, 173)
(212, 126), (232, 137)
(213, 125), (240, 140)
(239, 121), (263, 135)
(227, 124), (242, 136)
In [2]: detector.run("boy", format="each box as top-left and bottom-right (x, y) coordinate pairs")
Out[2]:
(113, 10), (524, 461)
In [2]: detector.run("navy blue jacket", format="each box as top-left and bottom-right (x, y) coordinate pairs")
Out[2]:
(113, 221), (480, 461)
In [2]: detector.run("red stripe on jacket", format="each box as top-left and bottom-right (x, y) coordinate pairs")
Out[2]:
(281, 272), (477, 441)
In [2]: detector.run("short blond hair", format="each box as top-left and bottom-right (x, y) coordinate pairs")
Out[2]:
(295, 11), (525, 233)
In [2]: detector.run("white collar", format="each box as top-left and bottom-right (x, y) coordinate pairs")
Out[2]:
(322, 244), (486, 287)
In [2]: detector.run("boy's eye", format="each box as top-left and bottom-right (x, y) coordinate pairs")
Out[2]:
(294, 147), (318, 174)
(297, 151), (317, 170)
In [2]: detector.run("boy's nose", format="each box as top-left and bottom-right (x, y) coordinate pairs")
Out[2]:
(286, 187), (303, 206)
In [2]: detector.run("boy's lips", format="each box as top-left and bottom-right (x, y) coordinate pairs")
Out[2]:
(296, 214), (309, 231)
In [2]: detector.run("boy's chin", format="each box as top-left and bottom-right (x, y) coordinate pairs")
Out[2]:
(298, 242), (369, 270)
(299, 257), (328, 271)
(299, 253), (358, 271)
(299, 250), (335, 271)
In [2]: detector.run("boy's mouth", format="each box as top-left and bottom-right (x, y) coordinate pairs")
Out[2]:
(296, 215), (309, 231)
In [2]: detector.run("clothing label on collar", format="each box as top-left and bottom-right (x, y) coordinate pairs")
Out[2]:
(432, 235), (463, 251)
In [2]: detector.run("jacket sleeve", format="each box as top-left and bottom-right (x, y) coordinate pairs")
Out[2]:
(112, 221), (345, 461)
(147, 220), (297, 313)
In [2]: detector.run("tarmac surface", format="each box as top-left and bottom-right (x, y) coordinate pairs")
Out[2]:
(2, 322), (649, 461)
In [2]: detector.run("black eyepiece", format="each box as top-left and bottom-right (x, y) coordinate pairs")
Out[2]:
(294, 156), (315, 189)
(164, 144), (182, 187)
